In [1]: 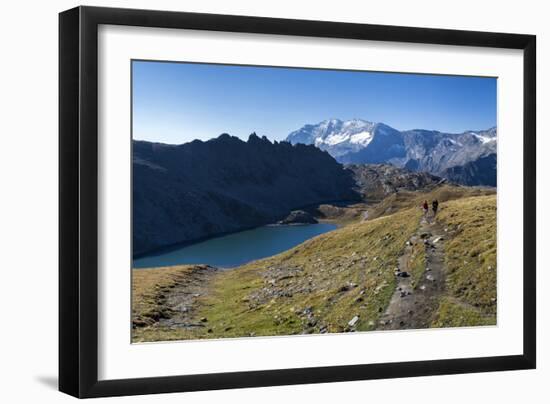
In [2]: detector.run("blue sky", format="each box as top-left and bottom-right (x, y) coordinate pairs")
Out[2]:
(132, 60), (496, 144)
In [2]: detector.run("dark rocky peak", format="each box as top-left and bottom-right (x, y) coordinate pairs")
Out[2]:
(212, 133), (242, 144)
(248, 132), (272, 145)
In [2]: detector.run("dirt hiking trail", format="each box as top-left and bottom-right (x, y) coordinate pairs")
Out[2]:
(158, 265), (218, 329)
(378, 214), (447, 330)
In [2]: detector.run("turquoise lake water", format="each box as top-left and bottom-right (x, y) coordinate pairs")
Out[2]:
(133, 223), (337, 269)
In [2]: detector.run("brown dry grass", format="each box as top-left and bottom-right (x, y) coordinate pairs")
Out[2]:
(366, 184), (494, 220)
(132, 265), (199, 328)
(434, 194), (497, 323)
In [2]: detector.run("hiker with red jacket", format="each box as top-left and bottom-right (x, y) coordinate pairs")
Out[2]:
(422, 200), (429, 217)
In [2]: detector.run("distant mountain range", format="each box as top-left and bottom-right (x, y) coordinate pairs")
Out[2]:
(133, 134), (358, 256)
(286, 119), (497, 186)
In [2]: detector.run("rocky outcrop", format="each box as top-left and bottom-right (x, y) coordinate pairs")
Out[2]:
(278, 210), (318, 225)
(133, 134), (359, 256)
(347, 163), (445, 201)
(442, 153), (496, 186)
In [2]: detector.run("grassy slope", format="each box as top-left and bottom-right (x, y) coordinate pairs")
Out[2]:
(132, 186), (497, 341)
(132, 265), (202, 328)
(366, 184), (494, 220)
(134, 207), (420, 341)
(431, 194), (497, 327)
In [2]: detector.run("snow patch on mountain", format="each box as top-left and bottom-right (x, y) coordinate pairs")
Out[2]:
(472, 133), (497, 144)
(317, 133), (349, 146)
(287, 119), (376, 156)
(349, 131), (373, 145)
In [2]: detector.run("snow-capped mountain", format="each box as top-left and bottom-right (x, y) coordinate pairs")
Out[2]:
(287, 119), (377, 158)
(286, 119), (497, 186)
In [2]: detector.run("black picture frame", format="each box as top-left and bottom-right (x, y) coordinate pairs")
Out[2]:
(59, 5), (536, 398)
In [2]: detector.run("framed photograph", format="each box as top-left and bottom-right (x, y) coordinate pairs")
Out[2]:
(59, 6), (536, 398)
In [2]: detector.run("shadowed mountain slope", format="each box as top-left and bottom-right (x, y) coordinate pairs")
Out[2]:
(133, 134), (359, 256)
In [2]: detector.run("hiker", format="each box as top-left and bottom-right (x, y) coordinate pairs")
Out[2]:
(422, 200), (429, 217)
(432, 199), (439, 217)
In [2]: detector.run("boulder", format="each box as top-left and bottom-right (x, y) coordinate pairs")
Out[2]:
(348, 316), (360, 327)
(278, 210), (318, 225)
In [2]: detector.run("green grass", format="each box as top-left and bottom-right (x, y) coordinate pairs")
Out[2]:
(431, 297), (496, 328)
(134, 207), (421, 341)
(436, 194), (497, 316)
